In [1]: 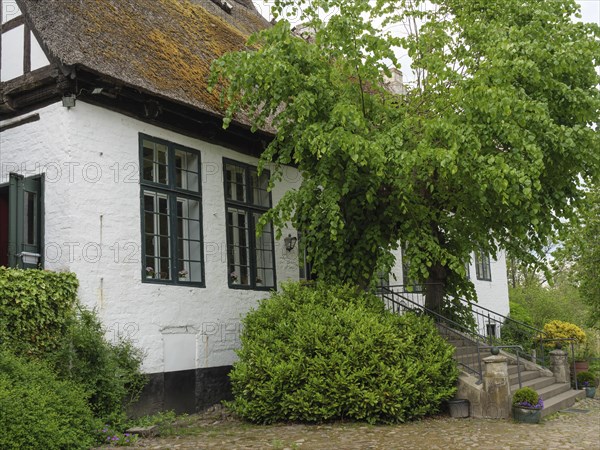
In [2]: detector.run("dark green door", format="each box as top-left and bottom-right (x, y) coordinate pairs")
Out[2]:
(8, 173), (44, 269)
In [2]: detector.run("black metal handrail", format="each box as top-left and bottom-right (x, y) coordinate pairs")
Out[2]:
(379, 286), (497, 383)
(385, 284), (553, 367)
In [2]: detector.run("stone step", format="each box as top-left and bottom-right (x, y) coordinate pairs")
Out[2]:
(511, 375), (556, 392)
(540, 388), (586, 417)
(454, 347), (482, 359)
(536, 382), (572, 401)
(507, 364), (526, 376)
(509, 370), (539, 385)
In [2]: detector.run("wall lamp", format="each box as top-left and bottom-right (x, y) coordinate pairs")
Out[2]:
(284, 234), (298, 252)
(62, 94), (76, 108)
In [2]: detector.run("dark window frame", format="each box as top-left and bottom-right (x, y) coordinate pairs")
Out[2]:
(139, 133), (205, 287)
(223, 158), (276, 291)
(475, 250), (492, 281)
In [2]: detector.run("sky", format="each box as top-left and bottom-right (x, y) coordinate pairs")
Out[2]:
(252, 1), (599, 25)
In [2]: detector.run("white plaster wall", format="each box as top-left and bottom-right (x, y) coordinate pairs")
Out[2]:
(389, 247), (509, 316)
(469, 250), (510, 317)
(1, 25), (24, 81)
(0, 101), (510, 373)
(0, 101), (301, 373)
(1, 1), (21, 24)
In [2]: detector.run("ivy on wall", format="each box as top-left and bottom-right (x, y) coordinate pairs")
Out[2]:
(0, 267), (79, 356)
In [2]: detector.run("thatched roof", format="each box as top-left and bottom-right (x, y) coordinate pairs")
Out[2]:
(17, 0), (270, 118)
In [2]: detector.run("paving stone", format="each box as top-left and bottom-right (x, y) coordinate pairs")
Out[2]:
(98, 398), (600, 449)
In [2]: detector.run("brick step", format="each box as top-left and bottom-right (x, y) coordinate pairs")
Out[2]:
(540, 388), (585, 417)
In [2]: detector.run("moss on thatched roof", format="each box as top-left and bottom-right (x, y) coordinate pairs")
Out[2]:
(17, 0), (269, 117)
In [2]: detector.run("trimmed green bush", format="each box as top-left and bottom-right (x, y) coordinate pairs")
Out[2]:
(0, 268), (78, 356)
(0, 350), (99, 450)
(512, 386), (541, 408)
(229, 282), (458, 424)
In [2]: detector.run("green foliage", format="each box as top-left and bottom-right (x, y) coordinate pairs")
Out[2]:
(0, 350), (99, 450)
(0, 267), (78, 356)
(210, 0), (600, 309)
(554, 184), (600, 326)
(576, 371), (598, 387)
(49, 308), (147, 426)
(542, 320), (586, 346)
(509, 279), (589, 330)
(228, 282), (458, 424)
(512, 387), (540, 408)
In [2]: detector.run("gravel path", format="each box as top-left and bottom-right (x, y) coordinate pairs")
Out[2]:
(106, 398), (600, 449)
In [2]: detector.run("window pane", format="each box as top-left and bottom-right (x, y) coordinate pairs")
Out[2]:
(176, 197), (202, 283)
(251, 169), (270, 207)
(225, 164), (246, 203)
(142, 140), (168, 185)
(227, 207), (250, 286)
(175, 149), (200, 192)
(253, 214), (275, 287)
(144, 190), (171, 280)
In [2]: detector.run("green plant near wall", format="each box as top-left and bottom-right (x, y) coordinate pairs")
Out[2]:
(49, 308), (147, 427)
(0, 350), (100, 450)
(0, 267), (78, 356)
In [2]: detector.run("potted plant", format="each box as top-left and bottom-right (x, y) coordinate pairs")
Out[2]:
(576, 371), (598, 398)
(512, 387), (544, 423)
(178, 269), (188, 280)
(145, 266), (155, 279)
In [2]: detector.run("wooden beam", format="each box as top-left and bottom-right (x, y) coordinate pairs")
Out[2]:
(0, 112), (40, 132)
(1, 15), (25, 33)
(23, 23), (31, 74)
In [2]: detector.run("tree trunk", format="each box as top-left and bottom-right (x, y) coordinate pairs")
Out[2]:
(425, 262), (448, 315)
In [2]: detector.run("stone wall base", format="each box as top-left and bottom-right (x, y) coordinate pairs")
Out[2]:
(129, 366), (233, 417)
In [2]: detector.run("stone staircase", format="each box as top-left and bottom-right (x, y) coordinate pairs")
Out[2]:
(449, 335), (585, 417)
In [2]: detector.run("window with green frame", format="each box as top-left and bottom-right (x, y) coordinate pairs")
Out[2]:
(140, 134), (204, 285)
(224, 159), (275, 289)
(475, 250), (492, 281)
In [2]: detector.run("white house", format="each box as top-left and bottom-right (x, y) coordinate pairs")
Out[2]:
(0, 0), (509, 414)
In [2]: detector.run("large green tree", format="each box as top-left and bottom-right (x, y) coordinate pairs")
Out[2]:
(210, 0), (600, 312)
(554, 184), (600, 326)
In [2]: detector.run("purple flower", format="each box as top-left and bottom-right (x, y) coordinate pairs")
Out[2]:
(515, 397), (544, 409)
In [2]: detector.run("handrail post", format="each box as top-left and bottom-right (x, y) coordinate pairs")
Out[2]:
(487, 313), (492, 345)
(572, 342), (577, 390)
(516, 350), (522, 389)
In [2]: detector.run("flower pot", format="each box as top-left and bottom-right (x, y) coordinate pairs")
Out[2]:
(574, 360), (589, 374)
(512, 406), (541, 424)
(448, 399), (470, 418)
(585, 387), (596, 399)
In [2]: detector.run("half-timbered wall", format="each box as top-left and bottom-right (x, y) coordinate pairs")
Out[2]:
(1, 0), (49, 82)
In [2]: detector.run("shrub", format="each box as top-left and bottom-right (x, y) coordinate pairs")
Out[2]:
(229, 282), (458, 424)
(0, 268), (78, 356)
(49, 308), (147, 425)
(512, 387), (543, 409)
(542, 320), (586, 347)
(576, 371), (598, 388)
(0, 350), (99, 450)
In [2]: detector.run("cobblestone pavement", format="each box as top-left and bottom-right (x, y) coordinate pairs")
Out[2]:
(110, 398), (600, 450)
